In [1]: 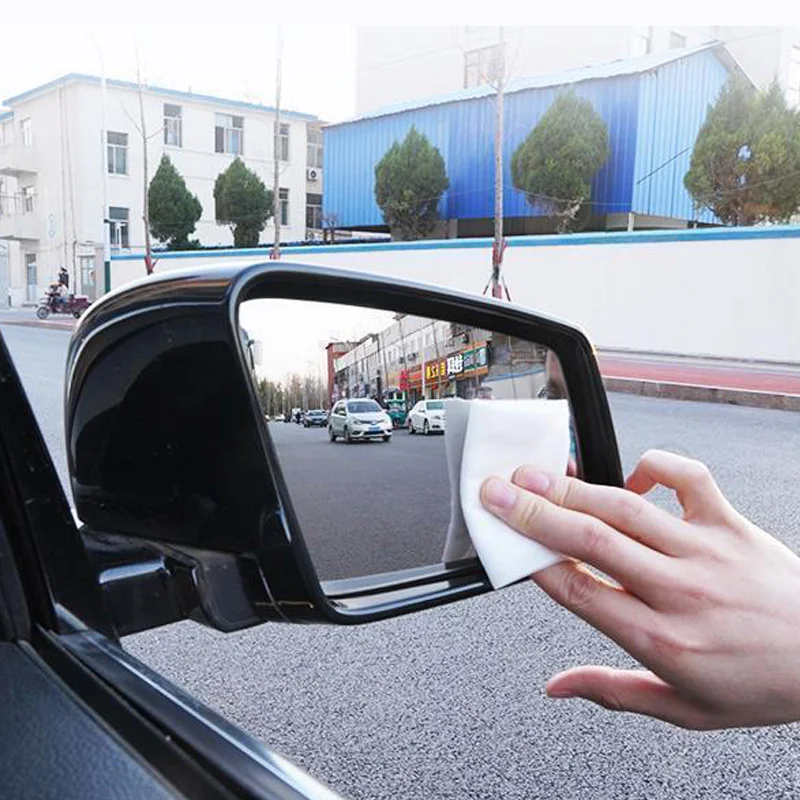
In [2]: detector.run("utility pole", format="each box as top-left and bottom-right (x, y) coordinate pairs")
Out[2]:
(490, 26), (507, 300)
(270, 28), (283, 261)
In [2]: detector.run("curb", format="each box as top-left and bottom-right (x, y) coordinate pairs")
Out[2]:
(0, 319), (76, 332)
(604, 376), (800, 413)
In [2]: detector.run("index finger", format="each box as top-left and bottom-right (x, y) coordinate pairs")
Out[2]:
(480, 477), (671, 598)
(512, 467), (691, 557)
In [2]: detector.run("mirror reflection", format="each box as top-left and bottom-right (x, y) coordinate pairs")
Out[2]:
(239, 299), (575, 585)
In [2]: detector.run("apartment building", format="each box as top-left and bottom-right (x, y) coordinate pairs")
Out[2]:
(0, 74), (324, 305)
(356, 26), (800, 115)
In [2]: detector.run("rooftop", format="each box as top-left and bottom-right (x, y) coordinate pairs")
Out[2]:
(2, 73), (318, 121)
(329, 41), (747, 127)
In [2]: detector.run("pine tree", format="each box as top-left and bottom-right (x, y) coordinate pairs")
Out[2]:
(685, 77), (800, 225)
(148, 155), (203, 250)
(374, 126), (449, 240)
(214, 158), (274, 248)
(511, 90), (609, 233)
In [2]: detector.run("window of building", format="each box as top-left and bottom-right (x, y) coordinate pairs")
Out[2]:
(279, 188), (289, 226)
(0, 121), (10, 147)
(306, 192), (322, 232)
(107, 131), (128, 175)
(164, 104), (182, 147)
(464, 45), (502, 89)
(109, 206), (129, 249)
(306, 127), (323, 169)
(669, 31), (687, 49)
(20, 118), (32, 147)
(787, 46), (800, 108)
(279, 123), (290, 162)
(21, 186), (35, 214)
(215, 113), (243, 155)
(630, 27), (651, 57)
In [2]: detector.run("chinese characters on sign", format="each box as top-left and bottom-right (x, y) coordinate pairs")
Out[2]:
(425, 360), (447, 381)
(446, 353), (464, 375)
(424, 344), (488, 383)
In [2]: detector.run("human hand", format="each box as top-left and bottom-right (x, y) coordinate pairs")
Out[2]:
(480, 450), (800, 730)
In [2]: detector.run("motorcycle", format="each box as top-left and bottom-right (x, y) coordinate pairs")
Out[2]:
(36, 288), (92, 320)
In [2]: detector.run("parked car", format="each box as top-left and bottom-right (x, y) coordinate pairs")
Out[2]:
(304, 409), (328, 427)
(272, 413), (285, 422)
(407, 399), (447, 435)
(328, 398), (393, 443)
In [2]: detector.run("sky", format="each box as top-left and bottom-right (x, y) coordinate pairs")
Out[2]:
(0, 23), (357, 124)
(3, 2), (794, 125)
(239, 298), (396, 383)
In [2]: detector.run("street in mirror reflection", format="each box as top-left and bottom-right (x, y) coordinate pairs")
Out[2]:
(239, 298), (572, 582)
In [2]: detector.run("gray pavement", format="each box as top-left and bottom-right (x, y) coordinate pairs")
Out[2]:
(4, 323), (800, 800)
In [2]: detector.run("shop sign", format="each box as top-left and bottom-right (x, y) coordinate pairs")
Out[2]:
(446, 353), (464, 376)
(461, 344), (488, 373)
(425, 360), (446, 382)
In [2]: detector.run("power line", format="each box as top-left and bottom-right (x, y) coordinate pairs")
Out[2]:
(635, 146), (693, 186)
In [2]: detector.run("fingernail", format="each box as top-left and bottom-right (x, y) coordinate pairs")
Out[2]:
(482, 477), (517, 510)
(547, 688), (576, 699)
(514, 468), (551, 495)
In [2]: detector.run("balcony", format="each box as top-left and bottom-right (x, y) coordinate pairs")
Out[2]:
(0, 212), (39, 242)
(0, 142), (37, 177)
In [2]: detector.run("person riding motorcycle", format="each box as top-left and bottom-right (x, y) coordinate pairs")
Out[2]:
(45, 281), (68, 309)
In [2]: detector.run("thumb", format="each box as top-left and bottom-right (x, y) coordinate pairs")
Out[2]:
(546, 666), (713, 730)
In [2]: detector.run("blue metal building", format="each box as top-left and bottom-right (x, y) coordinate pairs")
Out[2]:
(324, 44), (747, 233)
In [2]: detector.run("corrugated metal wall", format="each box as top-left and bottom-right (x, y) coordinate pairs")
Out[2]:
(325, 50), (730, 229)
(632, 49), (730, 222)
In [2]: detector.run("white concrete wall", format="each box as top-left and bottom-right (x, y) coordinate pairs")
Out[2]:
(109, 228), (800, 365)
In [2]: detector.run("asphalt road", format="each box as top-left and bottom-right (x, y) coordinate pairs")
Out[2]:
(273, 422), (452, 581)
(5, 323), (800, 800)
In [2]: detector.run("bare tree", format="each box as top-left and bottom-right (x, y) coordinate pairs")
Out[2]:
(270, 28), (283, 261)
(122, 48), (163, 275)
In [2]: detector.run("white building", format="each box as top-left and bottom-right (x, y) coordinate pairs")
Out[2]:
(0, 74), (324, 306)
(356, 26), (800, 115)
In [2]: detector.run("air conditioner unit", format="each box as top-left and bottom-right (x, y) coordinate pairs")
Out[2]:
(306, 168), (319, 182)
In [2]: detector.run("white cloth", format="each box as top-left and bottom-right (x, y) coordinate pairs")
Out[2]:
(442, 398), (474, 563)
(442, 398), (571, 589)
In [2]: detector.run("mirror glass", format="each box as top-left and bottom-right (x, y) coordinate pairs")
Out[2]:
(239, 298), (578, 586)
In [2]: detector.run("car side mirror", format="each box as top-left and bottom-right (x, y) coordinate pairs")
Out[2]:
(66, 263), (622, 635)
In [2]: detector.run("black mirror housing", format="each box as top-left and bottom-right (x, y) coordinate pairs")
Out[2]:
(66, 263), (622, 632)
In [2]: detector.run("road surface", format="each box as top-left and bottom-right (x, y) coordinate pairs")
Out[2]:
(4, 323), (800, 800)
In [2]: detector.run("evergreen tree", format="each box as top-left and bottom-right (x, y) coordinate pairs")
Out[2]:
(511, 90), (609, 232)
(214, 158), (274, 247)
(685, 77), (800, 225)
(374, 126), (449, 240)
(148, 155), (202, 249)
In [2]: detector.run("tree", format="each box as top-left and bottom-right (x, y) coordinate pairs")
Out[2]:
(511, 90), (609, 232)
(214, 158), (274, 248)
(685, 77), (800, 225)
(148, 156), (203, 250)
(374, 126), (449, 240)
